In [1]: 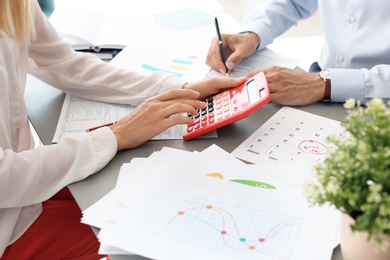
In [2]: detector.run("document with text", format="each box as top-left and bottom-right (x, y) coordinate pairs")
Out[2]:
(52, 94), (216, 143)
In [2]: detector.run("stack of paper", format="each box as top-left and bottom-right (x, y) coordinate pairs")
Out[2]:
(82, 144), (340, 260)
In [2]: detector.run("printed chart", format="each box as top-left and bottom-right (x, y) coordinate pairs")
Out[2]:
(110, 34), (212, 82)
(161, 196), (302, 260)
(232, 106), (344, 166)
(141, 52), (204, 78)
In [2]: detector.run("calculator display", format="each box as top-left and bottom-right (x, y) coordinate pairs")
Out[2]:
(246, 79), (259, 105)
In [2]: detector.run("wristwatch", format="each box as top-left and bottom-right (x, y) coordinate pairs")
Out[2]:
(319, 69), (331, 102)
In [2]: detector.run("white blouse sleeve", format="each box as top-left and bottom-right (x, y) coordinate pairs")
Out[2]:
(0, 127), (117, 208)
(27, 0), (186, 106)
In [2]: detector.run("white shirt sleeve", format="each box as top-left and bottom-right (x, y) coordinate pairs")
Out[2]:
(242, 0), (318, 50)
(27, 0), (186, 106)
(0, 127), (117, 208)
(329, 66), (390, 104)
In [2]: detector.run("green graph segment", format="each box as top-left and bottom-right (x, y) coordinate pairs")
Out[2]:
(230, 179), (276, 189)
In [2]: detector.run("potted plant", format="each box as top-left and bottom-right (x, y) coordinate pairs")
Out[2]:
(304, 98), (390, 260)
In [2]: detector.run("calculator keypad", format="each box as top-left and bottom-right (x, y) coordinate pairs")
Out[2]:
(186, 92), (231, 134)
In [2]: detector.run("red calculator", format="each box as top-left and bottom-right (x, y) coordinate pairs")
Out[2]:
(183, 71), (270, 141)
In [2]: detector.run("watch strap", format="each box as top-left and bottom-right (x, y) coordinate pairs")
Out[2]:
(323, 79), (331, 102)
(319, 70), (331, 102)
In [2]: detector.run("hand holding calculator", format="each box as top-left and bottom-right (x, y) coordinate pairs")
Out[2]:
(183, 72), (270, 140)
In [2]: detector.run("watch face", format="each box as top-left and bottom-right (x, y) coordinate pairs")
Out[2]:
(320, 70), (331, 80)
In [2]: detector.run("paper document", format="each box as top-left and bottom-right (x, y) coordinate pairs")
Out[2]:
(52, 94), (216, 143)
(207, 48), (300, 78)
(82, 144), (339, 259)
(109, 11), (242, 81)
(232, 106), (344, 166)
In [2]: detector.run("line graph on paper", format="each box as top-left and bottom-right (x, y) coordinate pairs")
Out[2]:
(232, 106), (344, 166)
(161, 196), (302, 260)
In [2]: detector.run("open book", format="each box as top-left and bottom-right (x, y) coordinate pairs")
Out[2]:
(49, 8), (154, 52)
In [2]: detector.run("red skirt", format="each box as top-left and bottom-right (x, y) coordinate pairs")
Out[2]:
(1, 187), (108, 260)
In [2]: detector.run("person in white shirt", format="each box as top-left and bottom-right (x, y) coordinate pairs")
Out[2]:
(0, 0), (246, 258)
(206, 0), (390, 106)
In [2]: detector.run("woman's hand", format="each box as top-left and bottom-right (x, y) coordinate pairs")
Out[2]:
(110, 89), (206, 151)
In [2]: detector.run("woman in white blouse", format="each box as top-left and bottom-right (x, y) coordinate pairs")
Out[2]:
(0, 0), (246, 258)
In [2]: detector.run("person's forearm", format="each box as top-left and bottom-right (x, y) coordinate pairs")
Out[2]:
(242, 0), (318, 50)
(0, 127), (116, 208)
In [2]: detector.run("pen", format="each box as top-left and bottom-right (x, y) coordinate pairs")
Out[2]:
(86, 121), (117, 133)
(214, 17), (229, 77)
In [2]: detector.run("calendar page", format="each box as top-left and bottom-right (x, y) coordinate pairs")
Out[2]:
(232, 106), (344, 166)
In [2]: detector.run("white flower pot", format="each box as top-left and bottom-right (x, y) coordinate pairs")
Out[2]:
(340, 213), (390, 260)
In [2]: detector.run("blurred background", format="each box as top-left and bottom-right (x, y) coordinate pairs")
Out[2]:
(39, 0), (324, 70)
(39, 0), (322, 38)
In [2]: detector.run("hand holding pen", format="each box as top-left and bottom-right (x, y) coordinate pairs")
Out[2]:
(214, 17), (229, 77)
(206, 20), (260, 75)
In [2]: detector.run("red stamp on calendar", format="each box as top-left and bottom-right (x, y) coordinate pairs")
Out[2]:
(298, 140), (329, 155)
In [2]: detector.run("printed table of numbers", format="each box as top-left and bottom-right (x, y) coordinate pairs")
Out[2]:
(232, 106), (344, 166)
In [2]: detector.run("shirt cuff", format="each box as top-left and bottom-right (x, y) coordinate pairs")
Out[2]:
(87, 126), (117, 171)
(328, 68), (365, 103)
